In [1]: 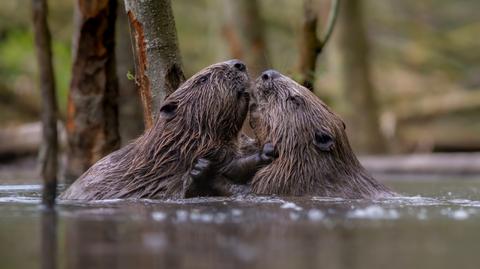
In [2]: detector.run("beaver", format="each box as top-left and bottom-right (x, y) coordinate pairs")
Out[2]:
(247, 70), (395, 199)
(60, 60), (276, 200)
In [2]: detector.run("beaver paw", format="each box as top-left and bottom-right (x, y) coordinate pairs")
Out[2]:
(190, 158), (213, 181)
(259, 143), (278, 164)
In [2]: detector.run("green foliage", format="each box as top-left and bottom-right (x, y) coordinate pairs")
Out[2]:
(0, 29), (71, 114)
(126, 70), (135, 81)
(0, 30), (35, 81)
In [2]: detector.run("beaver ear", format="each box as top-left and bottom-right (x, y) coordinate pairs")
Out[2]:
(286, 95), (305, 107)
(159, 101), (178, 120)
(314, 130), (335, 152)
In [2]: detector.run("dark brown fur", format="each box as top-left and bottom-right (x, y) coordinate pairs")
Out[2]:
(60, 60), (250, 200)
(248, 70), (395, 199)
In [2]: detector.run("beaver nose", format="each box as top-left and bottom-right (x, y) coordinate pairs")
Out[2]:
(228, 59), (247, 72)
(261, 70), (280, 81)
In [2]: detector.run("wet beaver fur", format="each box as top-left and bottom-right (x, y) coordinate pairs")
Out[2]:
(60, 60), (275, 200)
(248, 70), (395, 199)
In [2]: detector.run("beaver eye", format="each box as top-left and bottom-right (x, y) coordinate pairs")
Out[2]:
(313, 130), (335, 152)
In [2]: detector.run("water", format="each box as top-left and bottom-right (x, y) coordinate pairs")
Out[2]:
(1, 179), (480, 269)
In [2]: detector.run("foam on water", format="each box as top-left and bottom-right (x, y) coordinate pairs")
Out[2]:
(347, 205), (400, 219)
(280, 202), (303, 211)
(2, 183), (480, 222)
(0, 196), (40, 204)
(307, 209), (325, 221)
(0, 184), (42, 191)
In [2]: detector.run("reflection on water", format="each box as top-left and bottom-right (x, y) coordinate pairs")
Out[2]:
(1, 180), (480, 269)
(41, 210), (57, 269)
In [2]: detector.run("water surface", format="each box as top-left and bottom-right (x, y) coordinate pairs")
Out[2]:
(1, 179), (480, 269)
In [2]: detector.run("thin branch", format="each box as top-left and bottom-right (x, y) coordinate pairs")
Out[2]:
(298, 0), (341, 91)
(318, 0), (341, 53)
(32, 0), (58, 208)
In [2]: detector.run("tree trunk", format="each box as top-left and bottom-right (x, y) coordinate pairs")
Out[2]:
(31, 0), (58, 207)
(332, 0), (386, 154)
(222, 0), (269, 77)
(65, 0), (120, 183)
(298, 0), (320, 91)
(116, 0), (144, 144)
(297, 0), (340, 91)
(124, 0), (185, 128)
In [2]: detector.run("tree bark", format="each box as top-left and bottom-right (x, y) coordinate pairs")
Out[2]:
(124, 0), (185, 128)
(65, 0), (120, 183)
(222, 0), (269, 77)
(298, 0), (320, 91)
(116, 0), (144, 144)
(31, 0), (58, 207)
(332, 0), (386, 154)
(297, 0), (340, 91)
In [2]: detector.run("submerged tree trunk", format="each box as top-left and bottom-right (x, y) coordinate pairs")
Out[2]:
(65, 0), (120, 183)
(222, 0), (269, 77)
(31, 0), (58, 207)
(124, 0), (185, 128)
(332, 0), (386, 153)
(116, 0), (144, 144)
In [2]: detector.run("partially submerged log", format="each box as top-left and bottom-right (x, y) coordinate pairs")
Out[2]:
(394, 90), (480, 122)
(0, 123), (44, 157)
(0, 122), (66, 158)
(361, 153), (480, 177)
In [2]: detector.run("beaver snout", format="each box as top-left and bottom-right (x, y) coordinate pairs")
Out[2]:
(261, 69), (281, 81)
(226, 59), (247, 72)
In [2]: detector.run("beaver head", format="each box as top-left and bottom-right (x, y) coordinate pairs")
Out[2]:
(248, 70), (393, 198)
(156, 59), (250, 141)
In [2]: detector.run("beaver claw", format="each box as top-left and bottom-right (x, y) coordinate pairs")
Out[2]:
(184, 158), (220, 198)
(260, 143), (278, 164)
(190, 158), (212, 180)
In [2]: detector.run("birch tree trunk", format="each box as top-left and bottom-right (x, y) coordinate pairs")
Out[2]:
(31, 0), (58, 207)
(65, 0), (120, 183)
(222, 0), (269, 77)
(124, 0), (185, 128)
(332, 0), (386, 153)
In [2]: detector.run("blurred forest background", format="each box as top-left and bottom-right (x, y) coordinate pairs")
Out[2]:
(1, 0), (480, 178)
